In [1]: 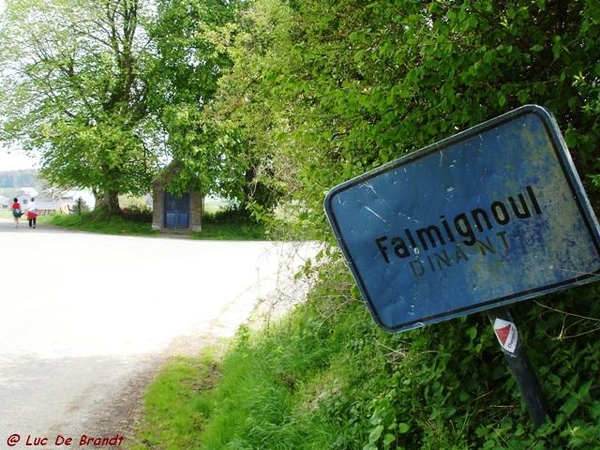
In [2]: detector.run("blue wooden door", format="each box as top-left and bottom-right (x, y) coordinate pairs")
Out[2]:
(164, 192), (190, 229)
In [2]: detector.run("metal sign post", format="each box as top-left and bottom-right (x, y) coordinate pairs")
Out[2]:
(487, 307), (548, 427)
(324, 105), (600, 426)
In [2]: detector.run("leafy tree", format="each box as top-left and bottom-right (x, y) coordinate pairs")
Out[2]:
(197, 0), (299, 221)
(0, 0), (160, 215)
(146, 0), (253, 206)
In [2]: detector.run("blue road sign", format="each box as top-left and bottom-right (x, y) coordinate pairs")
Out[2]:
(324, 105), (600, 333)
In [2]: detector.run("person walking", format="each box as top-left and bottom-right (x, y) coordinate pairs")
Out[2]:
(27, 197), (38, 229)
(11, 197), (22, 228)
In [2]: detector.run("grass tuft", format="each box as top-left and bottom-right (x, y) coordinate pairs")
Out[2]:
(128, 355), (221, 450)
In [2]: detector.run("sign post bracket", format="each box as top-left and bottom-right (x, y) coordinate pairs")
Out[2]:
(487, 307), (549, 428)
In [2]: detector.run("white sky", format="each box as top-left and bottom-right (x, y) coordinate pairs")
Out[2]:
(0, 147), (39, 171)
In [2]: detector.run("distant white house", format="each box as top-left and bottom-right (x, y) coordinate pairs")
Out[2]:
(15, 187), (39, 212)
(14, 187), (76, 215)
(18, 187), (39, 198)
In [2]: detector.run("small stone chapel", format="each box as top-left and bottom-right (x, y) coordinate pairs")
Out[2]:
(151, 161), (203, 233)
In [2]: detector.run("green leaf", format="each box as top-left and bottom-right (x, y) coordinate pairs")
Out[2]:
(498, 92), (507, 107)
(383, 433), (395, 447)
(561, 396), (580, 417)
(369, 424), (384, 443)
(398, 422), (411, 434)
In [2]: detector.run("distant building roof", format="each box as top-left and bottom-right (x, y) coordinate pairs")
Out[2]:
(17, 187), (39, 198)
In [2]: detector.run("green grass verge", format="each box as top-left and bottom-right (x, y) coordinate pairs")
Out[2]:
(192, 219), (266, 241)
(42, 210), (267, 240)
(45, 213), (159, 236)
(129, 355), (221, 450)
(128, 258), (600, 449)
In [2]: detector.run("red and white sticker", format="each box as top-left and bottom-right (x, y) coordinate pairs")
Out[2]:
(493, 318), (518, 353)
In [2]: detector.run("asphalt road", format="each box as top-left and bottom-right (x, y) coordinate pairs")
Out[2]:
(0, 219), (318, 448)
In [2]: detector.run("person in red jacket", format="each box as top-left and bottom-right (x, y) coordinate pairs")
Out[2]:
(26, 197), (38, 229)
(11, 197), (22, 228)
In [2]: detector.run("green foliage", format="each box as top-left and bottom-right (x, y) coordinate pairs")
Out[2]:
(197, 207), (267, 240)
(212, 0), (600, 239)
(203, 206), (254, 224)
(70, 197), (91, 215)
(129, 356), (221, 450)
(147, 0), (253, 203)
(46, 211), (158, 236)
(121, 205), (152, 223)
(45, 208), (266, 240)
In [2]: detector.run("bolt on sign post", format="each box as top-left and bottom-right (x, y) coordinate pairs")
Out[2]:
(324, 105), (600, 426)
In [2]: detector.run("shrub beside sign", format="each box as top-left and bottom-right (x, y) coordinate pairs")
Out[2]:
(325, 105), (600, 333)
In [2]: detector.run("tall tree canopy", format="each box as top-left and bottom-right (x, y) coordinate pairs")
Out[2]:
(146, 0), (247, 203)
(0, 0), (159, 214)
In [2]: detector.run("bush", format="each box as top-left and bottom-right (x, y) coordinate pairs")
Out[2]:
(70, 197), (91, 214)
(203, 206), (256, 225)
(121, 204), (152, 223)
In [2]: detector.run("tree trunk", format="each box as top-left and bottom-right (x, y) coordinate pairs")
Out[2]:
(94, 190), (121, 216)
